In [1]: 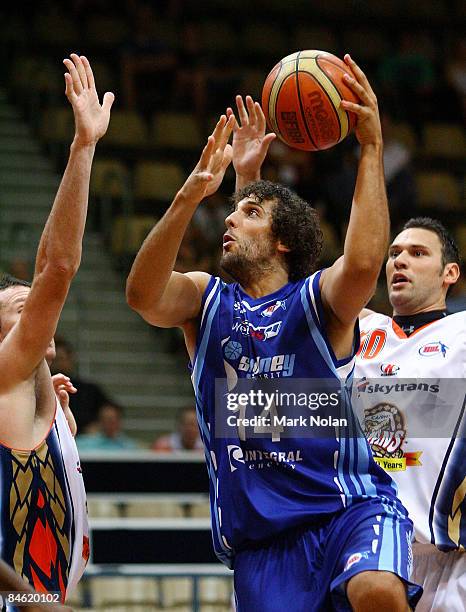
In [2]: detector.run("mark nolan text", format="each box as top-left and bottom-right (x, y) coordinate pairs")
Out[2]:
(226, 415), (348, 427)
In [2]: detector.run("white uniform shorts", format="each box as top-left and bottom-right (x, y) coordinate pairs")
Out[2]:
(412, 542), (466, 612)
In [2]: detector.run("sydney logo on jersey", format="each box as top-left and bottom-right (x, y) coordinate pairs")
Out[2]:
(261, 300), (287, 317)
(238, 353), (296, 378)
(418, 341), (448, 358)
(232, 319), (282, 341)
(380, 363), (400, 376)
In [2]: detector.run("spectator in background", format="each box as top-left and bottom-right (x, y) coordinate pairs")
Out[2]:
(77, 401), (138, 451)
(50, 336), (109, 433)
(152, 406), (203, 452)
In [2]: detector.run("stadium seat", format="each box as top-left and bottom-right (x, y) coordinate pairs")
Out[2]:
(125, 500), (184, 518)
(456, 224), (466, 256)
(91, 159), (131, 199)
(89, 576), (159, 608)
(152, 112), (204, 151)
(189, 501), (211, 518)
(199, 577), (232, 605)
(111, 214), (158, 256)
(422, 122), (466, 159)
(390, 122), (418, 153)
(134, 160), (185, 201)
(40, 107), (74, 144)
(415, 171), (462, 210)
(104, 111), (148, 148)
(160, 577), (192, 607)
(87, 498), (121, 518)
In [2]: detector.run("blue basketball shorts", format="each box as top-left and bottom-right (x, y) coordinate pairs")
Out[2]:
(233, 498), (423, 611)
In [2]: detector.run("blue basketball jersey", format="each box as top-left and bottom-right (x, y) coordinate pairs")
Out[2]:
(192, 271), (400, 568)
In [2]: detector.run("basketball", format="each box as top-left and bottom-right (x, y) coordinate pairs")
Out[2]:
(261, 50), (360, 151)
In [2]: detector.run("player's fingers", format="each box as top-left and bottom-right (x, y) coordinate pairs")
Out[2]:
(63, 58), (83, 95)
(226, 108), (239, 130)
(80, 55), (95, 90)
(245, 96), (258, 124)
(70, 53), (88, 90)
(58, 389), (70, 408)
(211, 115), (227, 143)
(235, 95), (249, 127)
(260, 132), (276, 154)
(255, 102), (267, 133)
(221, 144), (233, 171)
(64, 73), (75, 99)
(340, 99), (364, 115)
(62, 381), (78, 393)
(102, 91), (115, 114)
(198, 135), (215, 169)
(342, 73), (372, 106)
(344, 54), (375, 99)
(218, 114), (235, 150)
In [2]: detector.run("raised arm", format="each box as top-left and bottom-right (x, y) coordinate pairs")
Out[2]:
(126, 115), (234, 328)
(227, 95), (276, 191)
(0, 54), (113, 390)
(320, 55), (389, 328)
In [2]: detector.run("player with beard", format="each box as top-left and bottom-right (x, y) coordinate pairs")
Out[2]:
(0, 54), (113, 606)
(354, 218), (465, 611)
(127, 55), (421, 611)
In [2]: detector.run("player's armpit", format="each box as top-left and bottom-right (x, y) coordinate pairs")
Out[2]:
(133, 270), (211, 328)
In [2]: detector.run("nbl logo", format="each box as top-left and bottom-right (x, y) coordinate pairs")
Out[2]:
(418, 341), (448, 358)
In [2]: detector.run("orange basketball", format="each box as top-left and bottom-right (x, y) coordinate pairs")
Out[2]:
(262, 50), (359, 151)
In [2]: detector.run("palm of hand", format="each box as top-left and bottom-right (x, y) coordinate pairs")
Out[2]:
(232, 129), (265, 175)
(74, 89), (110, 144)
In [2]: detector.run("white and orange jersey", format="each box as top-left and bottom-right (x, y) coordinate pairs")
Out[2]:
(353, 311), (466, 551)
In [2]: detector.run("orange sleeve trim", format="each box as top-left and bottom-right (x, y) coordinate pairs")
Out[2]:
(391, 318), (440, 339)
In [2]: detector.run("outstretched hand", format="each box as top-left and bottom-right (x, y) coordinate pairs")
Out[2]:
(179, 114), (234, 204)
(63, 53), (115, 147)
(340, 55), (381, 147)
(227, 95), (276, 187)
(52, 373), (77, 436)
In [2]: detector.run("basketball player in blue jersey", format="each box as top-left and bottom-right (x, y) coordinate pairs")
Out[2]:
(127, 55), (421, 611)
(355, 219), (465, 611)
(0, 54), (113, 607)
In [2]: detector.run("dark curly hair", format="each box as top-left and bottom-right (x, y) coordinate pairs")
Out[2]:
(232, 180), (323, 281)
